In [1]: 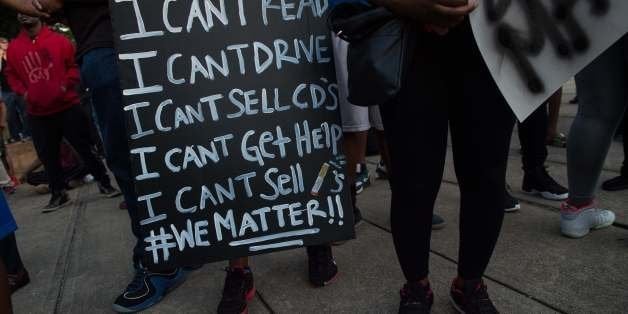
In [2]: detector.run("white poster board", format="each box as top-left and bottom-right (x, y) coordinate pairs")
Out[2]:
(470, 0), (628, 121)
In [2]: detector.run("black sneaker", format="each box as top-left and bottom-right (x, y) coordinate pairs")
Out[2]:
(217, 267), (255, 314)
(306, 245), (338, 287)
(376, 160), (389, 180)
(522, 167), (568, 201)
(399, 281), (434, 314)
(504, 190), (520, 213)
(602, 175), (628, 191)
(98, 182), (122, 198)
(432, 214), (446, 230)
(112, 266), (188, 313)
(450, 278), (499, 314)
(42, 192), (71, 213)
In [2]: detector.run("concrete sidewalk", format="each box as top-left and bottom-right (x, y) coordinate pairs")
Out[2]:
(6, 85), (628, 313)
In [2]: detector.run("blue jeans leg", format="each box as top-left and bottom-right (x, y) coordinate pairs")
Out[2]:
(80, 48), (143, 265)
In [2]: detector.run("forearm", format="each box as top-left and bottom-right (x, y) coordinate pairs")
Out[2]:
(0, 0), (47, 16)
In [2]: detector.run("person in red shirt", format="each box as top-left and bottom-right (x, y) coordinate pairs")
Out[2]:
(4, 14), (119, 212)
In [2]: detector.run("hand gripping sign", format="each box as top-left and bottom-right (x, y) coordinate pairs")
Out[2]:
(471, 0), (628, 121)
(109, 0), (354, 269)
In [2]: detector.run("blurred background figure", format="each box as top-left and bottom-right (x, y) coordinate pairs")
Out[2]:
(4, 14), (119, 212)
(0, 37), (29, 143)
(0, 189), (29, 314)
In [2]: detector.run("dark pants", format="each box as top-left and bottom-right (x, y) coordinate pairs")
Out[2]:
(80, 48), (142, 264)
(518, 103), (548, 171)
(29, 106), (111, 195)
(380, 21), (515, 281)
(0, 233), (24, 274)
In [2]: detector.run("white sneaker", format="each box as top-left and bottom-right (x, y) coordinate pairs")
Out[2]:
(560, 202), (615, 238)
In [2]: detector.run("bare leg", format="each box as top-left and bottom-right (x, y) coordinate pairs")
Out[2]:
(229, 257), (249, 269)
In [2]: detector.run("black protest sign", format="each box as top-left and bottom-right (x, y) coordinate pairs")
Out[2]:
(109, 0), (354, 268)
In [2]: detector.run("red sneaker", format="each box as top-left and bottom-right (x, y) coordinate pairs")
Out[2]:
(450, 278), (499, 314)
(217, 267), (255, 314)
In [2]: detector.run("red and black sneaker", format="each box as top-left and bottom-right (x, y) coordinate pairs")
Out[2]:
(399, 281), (434, 314)
(450, 278), (499, 314)
(306, 245), (338, 287)
(217, 267), (255, 314)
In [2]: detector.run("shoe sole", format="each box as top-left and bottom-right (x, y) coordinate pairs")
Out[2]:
(103, 191), (123, 198)
(602, 185), (628, 192)
(42, 199), (73, 213)
(112, 271), (189, 313)
(562, 220), (615, 239)
(523, 189), (568, 201)
(449, 295), (466, 314)
(355, 184), (364, 195)
(504, 203), (521, 213)
(432, 222), (447, 230)
(311, 271), (339, 288)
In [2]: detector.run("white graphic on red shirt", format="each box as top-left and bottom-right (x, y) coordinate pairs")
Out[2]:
(21, 51), (53, 84)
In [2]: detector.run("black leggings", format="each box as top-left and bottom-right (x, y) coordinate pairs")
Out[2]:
(518, 104), (548, 171)
(380, 21), (515, 281)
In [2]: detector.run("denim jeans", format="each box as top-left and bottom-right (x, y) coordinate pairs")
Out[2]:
(80, 48), (143, 264)
(3, 92), (30, 140)
(569, 35), (628, 204)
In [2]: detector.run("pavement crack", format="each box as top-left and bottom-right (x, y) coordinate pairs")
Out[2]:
(255, 289), (277, 314)
(46, 185), (88, 314)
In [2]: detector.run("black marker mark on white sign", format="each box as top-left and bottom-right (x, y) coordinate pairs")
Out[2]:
(485, 0), (609, 94)
(470, 0), (628, 121)
(109, 0), (354, 268)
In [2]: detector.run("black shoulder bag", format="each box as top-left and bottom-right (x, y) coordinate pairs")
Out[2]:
(327, 2), (417, 107)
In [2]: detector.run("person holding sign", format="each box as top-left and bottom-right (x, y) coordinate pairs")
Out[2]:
(367, 0), (514, 313)
(560, 35), (626, 238)
(0, 1), (198, 312)
(4, 14), (120, 212)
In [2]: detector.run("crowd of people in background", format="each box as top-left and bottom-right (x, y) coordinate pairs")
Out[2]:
(0, 0), (625, 313)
